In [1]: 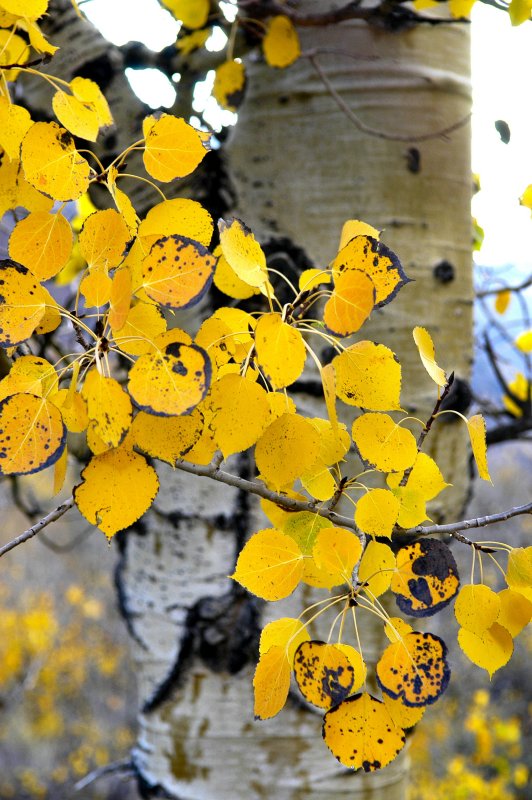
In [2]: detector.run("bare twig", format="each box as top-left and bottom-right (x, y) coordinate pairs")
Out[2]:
(476, 275), (532, 298)
(308, 53), (471, 143)
(74, 757), (133, 791)
(402, 500), (532, 540)
(0, 497), (75, 559)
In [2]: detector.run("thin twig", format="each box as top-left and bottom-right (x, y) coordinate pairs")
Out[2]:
(401, 500), (532, 540)
(74, 758), (134, 791)
(476, 275), (532, 298)
(308, 53), (471, 143)
(0, 497), (75, 559)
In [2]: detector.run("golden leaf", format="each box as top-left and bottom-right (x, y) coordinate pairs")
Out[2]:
(231, 528), (304, 601)
(143, 114), (211, 182)
(454, 584), (501, 635)
(333, 341), (402, 411)
(0, 259), (47, 347)
(205, 373), (270, 457)
(218, 217), (269, 289)
(213, 60), (246, 112)
(259, 618), (310, 665)
(0, 99), (33, 160)
(21, 122), (91, 201)
(52, 90), (100, 141)
(358, 540), (396, 598)
(263, 15), (300, 68)
(331, 235), (410, 307)
(412, 326), (446, 386)
(312, 527), (363, 586)
(466, 414), (491, 482)
(139, 198), (213, 247)
(323, 270), (375, 337)
(457, 623), (513, 677)
(294, 641), (355, 710)
(354, 488), (401, 539)
(0, 393), (66, 475)
(131, 407), (203, 465)
(255, 412), (320, 491)
(253, 645), (291, 720)
(254, 313), (306, 389)
(352, 412), (417, 473)
(111, 301), (167, 356)
(81, 369), (132, 448)
(9, 211), (73, 280)
(141, 234), (216, 309)
(377, 631), (450, 706)
(79, 209), (132, 271)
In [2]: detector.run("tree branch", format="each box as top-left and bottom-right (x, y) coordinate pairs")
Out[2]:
(0, 496), (75, 559)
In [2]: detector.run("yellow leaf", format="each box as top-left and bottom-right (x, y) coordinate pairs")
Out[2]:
(448, 0), (476, 16)
(391, 539), (459, 617)
(520, 182), (532, 209)
(298, 268), (331, 292)
(312, 527), (363, 585)
(213, 244), (259, 300)
(53, 446), (68, 495)
(377, 631), (450, 706)
(50, 389), (88, 433)
(35, 286), (61, 335)
(387, 452), (449, 527)
(139, 198), (213, 247)
(0, 30), (29, 81)
(176, 28), (210, 54)
(259, 618), (310, 665)
(195, 314), (236, 373)
(412, 326), (446, 387)
(0, 99), (33, 160)
(255, 412), (320, 491)
(0, 259), (47, 347)
(384, 617), (413, 644)
(334, 644), (366, 692)
(323, 270), (375, 337)
(267, 391), (296, 421)
(496, 588), (532, 637)
(300, 463), (336, 502)
(502, 372), (528, 418)
(382, 694), (426, 729)
(218, 217), (269, 289)
(79, 267), (112, 308)
(52, 90), (100, 141)
(111, 301), (167, 356)
(70, 76), (113, 126)
(143, 114), (211, 182)
(263, 15), (300, 68)
(0, 355), (57, 402)
(352, 413), (417, 473)
(454, 584), (501, 634)
(21, 122), (91, 201)
(321, 362), (338, 431)
(131, 407), (203, 465)
(457, 623), (513, 677)
(294, 641), (355, 709)
(355, 488), (401, 539)
(205, 373), (270, 457)
(231, 528), (304, 601)
(25, 18), (58, 56)
(74, 447), (159, 537)
(0, 393), (66, 475)
(254, 313), (306, 389)
(180, 411), (217, 465)
(494, 289), (511, 315)
(141, 234), (216, 309)
(331, 235), (410, 307)
(508, 0), (532, 24)
(338, 219), (380, 252)
(128, 340), (211, 416)
(515, 329), (532, 352)
(358, 540), (396, 598)
(81, 369), (132, 448)
(79, 209), (132, 271)
(467, 414), (491, 481)
(0, 0), (48, 19)
(333, 341), (402, 411)
(505, 547), (532, 601)
(253, 645), (291, 720)
(213, 60), (246, 112)
(0, 158), (53, 219)
(323, 692), (406, 771)
(282, 511), (337, 588)
(108, 268), (133, 332)
(9, 211), (73, 280)
(160, 0), (209, 28)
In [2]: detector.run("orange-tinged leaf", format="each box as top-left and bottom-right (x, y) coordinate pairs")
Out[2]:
(259, 618), (310, 665)
(377, 631), (450, 706)
(79, 209), (132, 271)
(412, 326), (446, 386)
(52, 89), (100, 141)
(255, 412), (320, 491)
(263, 16), (300, 68)
(205, 372), (270, 457)
(81, 369), (132, 447)
(0, 393), (66, 475)
(111, 301), (167, 356)
(128, 340), (211, 416)
(382, 694), (426, 729)
(505, 547), (532, 601)
(74, 447), (159, 537)
(213, 60), (246, 112)
(331, 236), (410, 307)
(333, 341), (402, 411)
(141, 234), (216, 309)
(323, 692), (406, 771)
(9, 211), (73, 280)
(50, 389), (88, 433)
(323, 270), (375, 337)
(0, 260), (47, 347)
(218, 217), (269, 289)
(231, 528), (304, 601)
(254, 313), (306, 389)
(391, 539), (459, 617)
(352, 413), (417, 473)
(131, 407), (203, 465)
(139, 197), (213, 247)
(384, 617), (414, 643)
(108, 268), (133, 332)
(494, 289), (511, 315)
(338, 220), (380, 252)
(467, 414), (491, 481)
(457, 623), (513, 677)
(253, 645), (291, 720)
(0, 355), (57, 402)
(312, 527), (363, 585)
(355, 488), (401, 539)
(358, 540), (396, 598)
(496, 588), (532, 637)
(143, 114), (211, 182)
(79, 267), (112, 308)
(454, 584), (501, 634)
(294, 641), (355, 710)
(0, 99), (33, 161)
(21, 122), (91, 201)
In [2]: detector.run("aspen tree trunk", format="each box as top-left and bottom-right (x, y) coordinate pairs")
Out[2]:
(118, 8), (473, 800)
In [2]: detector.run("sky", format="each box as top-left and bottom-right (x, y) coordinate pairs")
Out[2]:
(83, 0), (532, 272)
